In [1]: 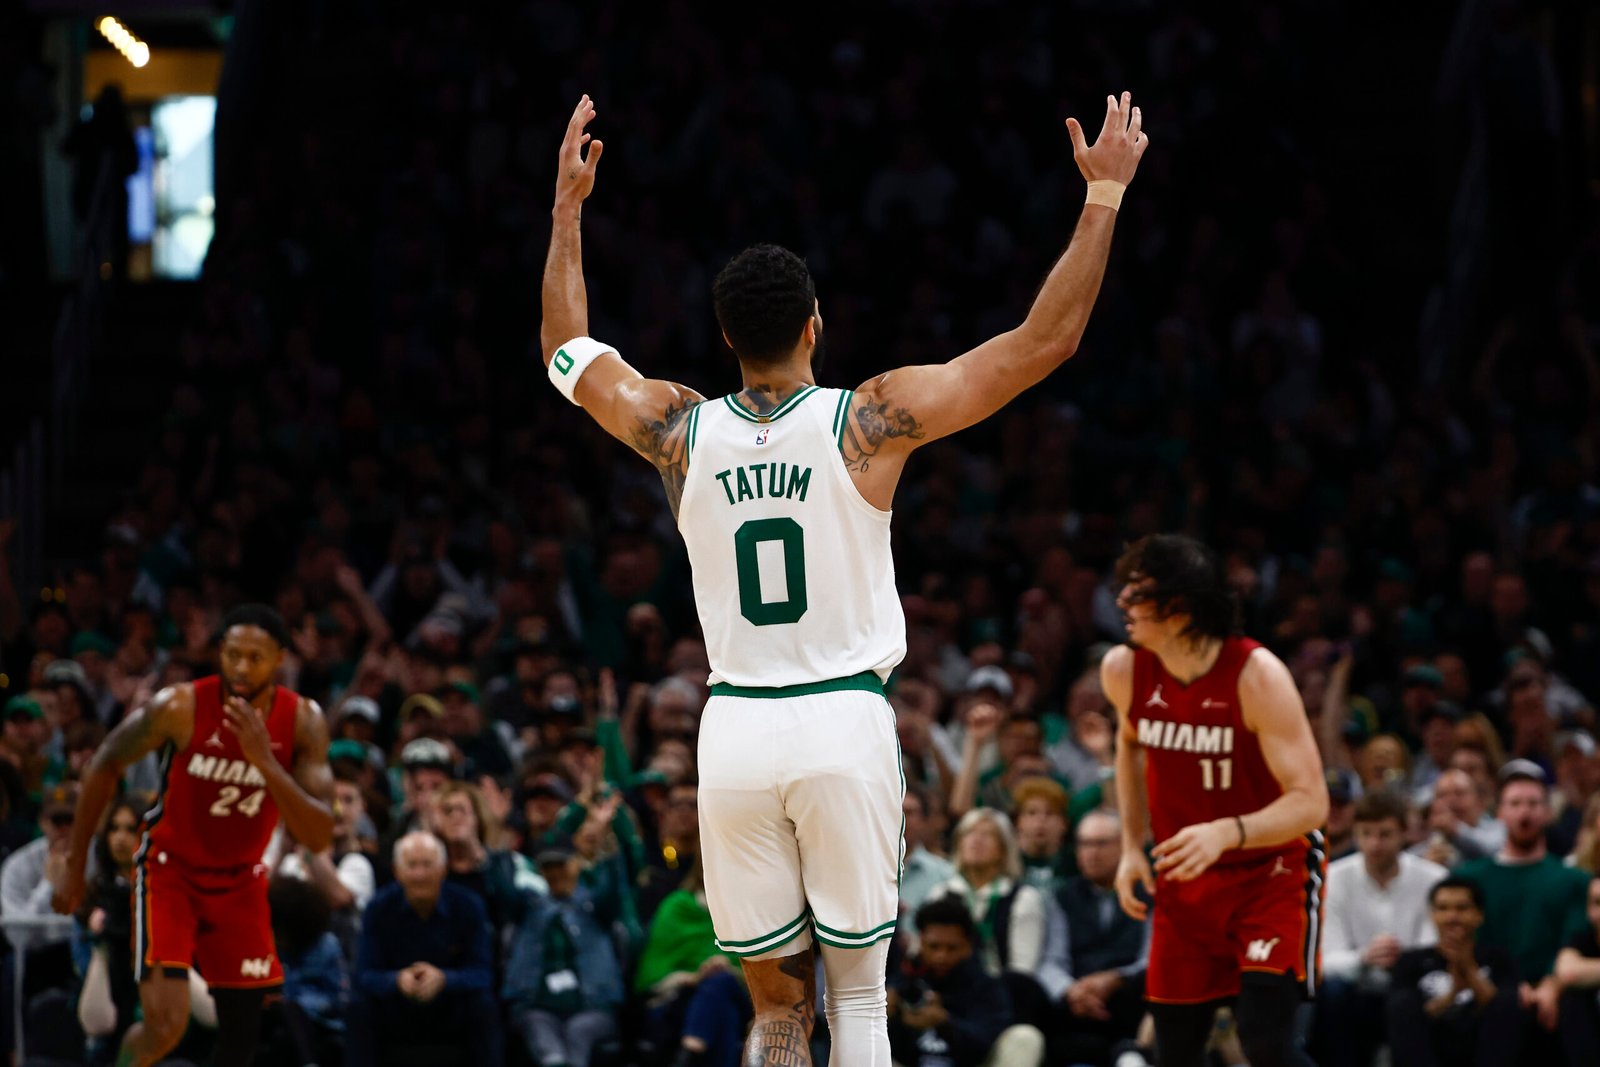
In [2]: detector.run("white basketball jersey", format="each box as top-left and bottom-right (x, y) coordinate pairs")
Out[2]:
(677, 387), (906, 687)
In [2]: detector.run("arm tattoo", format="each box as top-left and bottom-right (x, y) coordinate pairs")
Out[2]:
(840, 397), (925, 472)
(628, 397), (695, 520)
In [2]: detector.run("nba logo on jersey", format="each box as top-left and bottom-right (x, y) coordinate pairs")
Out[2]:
(754, 427), (770, 445)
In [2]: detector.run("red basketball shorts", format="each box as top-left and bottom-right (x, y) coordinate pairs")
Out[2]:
(134, 849), (282, 988)
(1146, 840), (1325, 1004)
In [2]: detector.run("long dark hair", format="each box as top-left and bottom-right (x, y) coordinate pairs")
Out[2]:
(1114, 534), (1240, 642)
(80, 792), (150, 923)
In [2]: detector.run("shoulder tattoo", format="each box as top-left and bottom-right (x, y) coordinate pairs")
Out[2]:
(840, 396), (925, 472)
(629, 398), (696, 519)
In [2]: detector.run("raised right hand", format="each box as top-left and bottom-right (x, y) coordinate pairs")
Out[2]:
(554, 95), (604, 207)
(1114, 847), (1156, 921)
(965, 701), (1003, 744)
(1065, 92), (1147, 186)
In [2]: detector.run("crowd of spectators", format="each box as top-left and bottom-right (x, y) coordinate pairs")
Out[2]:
(2, 0), (1599, 1064)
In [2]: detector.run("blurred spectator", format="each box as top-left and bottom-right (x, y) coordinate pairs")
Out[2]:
(1409, 696), (1462, 800)
(1046, 665), (1117, 793)
(1553, 873), (1600, 1067)
(1416, 769), (1506, 865)
(1011, 776), (1073, 896)
(59, 83), (137, 280)
(387, 734), (452, 849)
(503, 838), (626, 1067)
(1047, 811), (1149, 1066)
(1454, 761), (1589, 1046)
(261, 874), (348, 1067)
(515, 771), (576, 858)
(71, 794), (144, 1061)
(273, 771), (377, 956)
(0, 694), (49, 812)
(1318, 791), (1448, 1067)
(1385, 877), (1523, 1067)
(1568, 793), (1600, 875)
(636, 777), (701, 926)
(349, 832), (501, 1067)
(632, 861), (749, 1067)
(429, 779), (533, 946)
(1324, 767), (1360, 862)
(929, 808), (1049, 979)
(439, 680), (514, 779)
(331, 695), (387, 771)
(888, 896), (1042, 1067)
(1, 782), (85, 1057)
(900, 782), (957, 922)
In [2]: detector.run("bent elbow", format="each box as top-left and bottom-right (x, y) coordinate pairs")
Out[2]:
(1309, 789), (1331, 830)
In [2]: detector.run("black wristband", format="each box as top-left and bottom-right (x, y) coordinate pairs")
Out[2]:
(1234, 814), (1247, 849)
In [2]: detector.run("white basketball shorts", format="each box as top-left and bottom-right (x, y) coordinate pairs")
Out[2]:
(697, 671), (905, 958)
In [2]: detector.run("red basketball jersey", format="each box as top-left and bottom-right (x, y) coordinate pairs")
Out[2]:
(143, 676), (299, 870)
(1130, 637), (1307, 868)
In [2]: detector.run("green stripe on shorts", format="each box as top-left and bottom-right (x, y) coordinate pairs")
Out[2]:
(812, 916), (898, 948)
(715, 909), (812, 957)
(710, 670), (885, 700)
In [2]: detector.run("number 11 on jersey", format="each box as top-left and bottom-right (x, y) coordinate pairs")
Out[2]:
(1199, 757), (1232, 791)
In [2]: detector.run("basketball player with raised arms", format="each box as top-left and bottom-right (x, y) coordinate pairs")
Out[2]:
(55, 604), (334, 1067)
(540, 93), (1146, 1064)
(1103, 534), (1329, 1067)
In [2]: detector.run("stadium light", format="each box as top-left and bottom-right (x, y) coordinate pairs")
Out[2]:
(97, 16), (151, 69)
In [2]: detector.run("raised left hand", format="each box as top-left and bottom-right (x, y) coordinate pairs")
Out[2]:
(223, 695), (277, 768)
(1151, 819), (1232, 881)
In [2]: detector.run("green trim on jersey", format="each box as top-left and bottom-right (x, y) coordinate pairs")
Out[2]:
(723, 385), (822, 424)
(836, 390), (854, 450)
(831, 388), (851, 439)
(686, 403), (703, 464)
(709, 669), (885, 700)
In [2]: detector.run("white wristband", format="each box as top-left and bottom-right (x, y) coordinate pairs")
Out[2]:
(548, 336), (617, 404)
(1085, 180), (1126, 211)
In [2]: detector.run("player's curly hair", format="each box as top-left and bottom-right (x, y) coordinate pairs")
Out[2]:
(711, 244), (816, 365)
(1114, 533), (1240, 642)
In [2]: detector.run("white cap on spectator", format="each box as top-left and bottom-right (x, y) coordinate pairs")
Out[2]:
(338, 696), (381, 724)
(1498, 758), (1548, 789)
(965, 664), (1013, 701)
(1556, 731), (1596, 758)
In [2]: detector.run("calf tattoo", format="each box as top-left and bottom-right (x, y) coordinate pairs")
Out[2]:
(744, 1019), (809, 1067)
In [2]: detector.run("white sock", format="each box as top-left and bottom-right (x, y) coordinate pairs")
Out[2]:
(821, 940), (892, 1067)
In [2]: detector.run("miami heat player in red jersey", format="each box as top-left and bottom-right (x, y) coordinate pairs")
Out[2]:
(1102, 535), (1327, 1067)
(56, 605), (334, 1067)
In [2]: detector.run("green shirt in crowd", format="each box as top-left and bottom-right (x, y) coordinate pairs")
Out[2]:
(1453, 854), (1589, 979)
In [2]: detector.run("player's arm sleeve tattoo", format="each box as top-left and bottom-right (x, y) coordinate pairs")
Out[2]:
(840, 394), (926, 472)
(91, 685), (187, 773)
(628, 396), (696, 520)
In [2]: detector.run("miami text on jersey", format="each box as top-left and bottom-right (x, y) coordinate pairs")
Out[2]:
(185, 753), (268, 787)
(1136, 719), (1236, 754)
